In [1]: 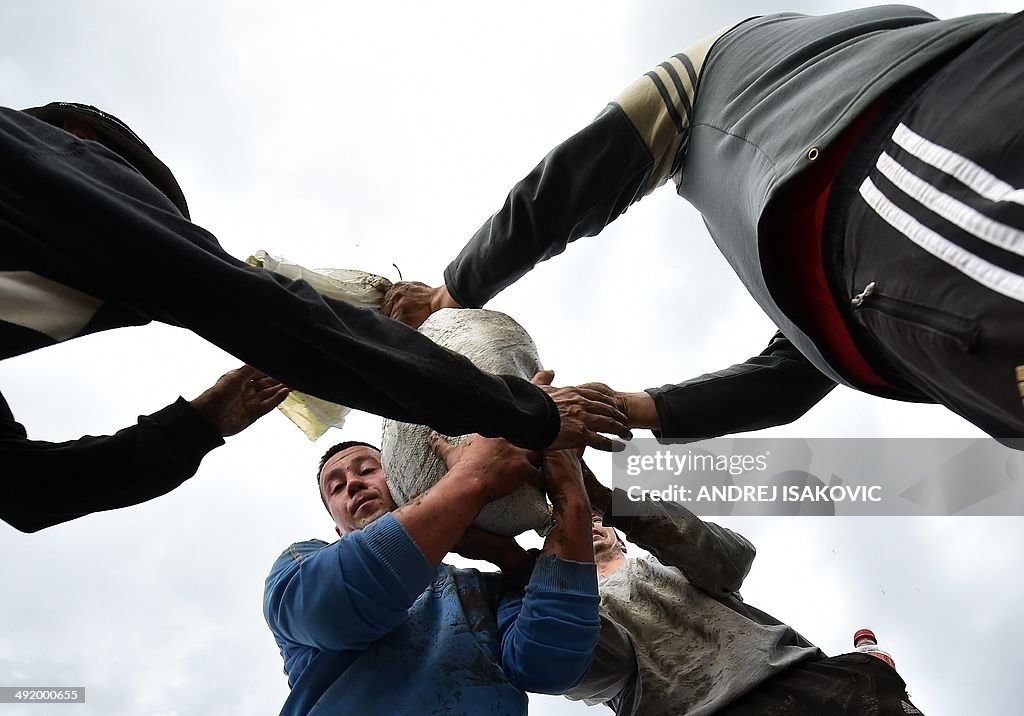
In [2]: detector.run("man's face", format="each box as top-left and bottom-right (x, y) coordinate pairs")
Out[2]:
(592, 514), (620, 556)
(319, 446), (397, 534)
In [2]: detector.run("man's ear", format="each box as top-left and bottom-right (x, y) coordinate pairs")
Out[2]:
(62, 118), (98, 141)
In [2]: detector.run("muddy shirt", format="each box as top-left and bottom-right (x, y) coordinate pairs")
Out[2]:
(567, 493), (820, 715)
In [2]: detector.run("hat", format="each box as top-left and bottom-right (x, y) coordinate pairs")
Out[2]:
(21, 102), (190, 220)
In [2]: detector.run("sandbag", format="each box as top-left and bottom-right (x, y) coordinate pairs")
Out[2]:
(381, 309), (551, 536)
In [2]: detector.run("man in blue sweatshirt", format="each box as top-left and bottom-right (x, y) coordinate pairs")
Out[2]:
(263, 436), (600, 715)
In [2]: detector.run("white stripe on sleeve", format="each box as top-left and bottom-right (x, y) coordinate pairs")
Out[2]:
(0, 271), (101, 341)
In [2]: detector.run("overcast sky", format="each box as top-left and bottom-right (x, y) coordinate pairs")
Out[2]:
(2, 1), (1022, 714)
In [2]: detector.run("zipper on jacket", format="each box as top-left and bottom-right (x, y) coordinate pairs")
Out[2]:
(850, 282), (979, 351)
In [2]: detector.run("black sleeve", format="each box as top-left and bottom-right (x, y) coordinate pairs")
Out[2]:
(646, 331), (838, 441)
(442, 40), (722, 308)
(0, 389), (224, 532)
(4, 109), (560, 451)
(444, 104), (655, 308)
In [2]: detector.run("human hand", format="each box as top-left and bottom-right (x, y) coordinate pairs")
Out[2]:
(189, 365), (290, 437)
(577, 382), (660, 430)
(428, 432), (541, 502)
(531, 371), (632, 452)
(541, 449), (587, 507)
(540, 449), (594, 563)
(380, 281), (462, 328)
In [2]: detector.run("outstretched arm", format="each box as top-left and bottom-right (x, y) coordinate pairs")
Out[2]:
(382, 28), (728, 322)
(8, 104), (619, 453)
(0, 365), (287, 532)
(579, 331), (837, 440)
(645, 331), (837, 440)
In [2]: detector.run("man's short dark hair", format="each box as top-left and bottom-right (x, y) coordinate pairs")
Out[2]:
(316, 441), (381, 511)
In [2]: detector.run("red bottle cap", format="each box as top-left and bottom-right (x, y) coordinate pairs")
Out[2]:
(853, 628), (877, 646)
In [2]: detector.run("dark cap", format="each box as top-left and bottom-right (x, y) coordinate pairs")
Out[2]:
(21, 102), (190, 220)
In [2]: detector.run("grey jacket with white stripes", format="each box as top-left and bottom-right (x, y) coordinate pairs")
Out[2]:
(676, 5), (1005, 397)
(444, 6), (1008, 441)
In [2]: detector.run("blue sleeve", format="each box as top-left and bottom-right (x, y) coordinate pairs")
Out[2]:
(497, 554), (600, 694)
(263, 514), (436, 652)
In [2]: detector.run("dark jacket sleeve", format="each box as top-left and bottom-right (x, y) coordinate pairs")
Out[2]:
(441, 38), (713, 310)
(0, 389), (224, 532)
(2, 107), (559, 451)
(444, 104), (655, 309)
(646, 331), (838, 441)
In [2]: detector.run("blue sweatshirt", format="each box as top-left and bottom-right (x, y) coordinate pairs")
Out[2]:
(264, 514), (600, 716)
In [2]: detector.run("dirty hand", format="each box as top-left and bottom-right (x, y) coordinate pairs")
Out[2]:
(189, 365), (290, 437)
(428, 432), (541, 501)
(541, 449), (587, 507)
(381, 281), (462, 328)
(532, 371), (632, 452)
(577, 382), (660, 430)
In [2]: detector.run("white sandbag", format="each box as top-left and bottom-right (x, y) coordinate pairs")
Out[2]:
(381, 309), (551, 536)
(247, 250), (392, 309)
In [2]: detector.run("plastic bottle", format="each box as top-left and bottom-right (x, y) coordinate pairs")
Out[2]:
(853, 628), (896, 669)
